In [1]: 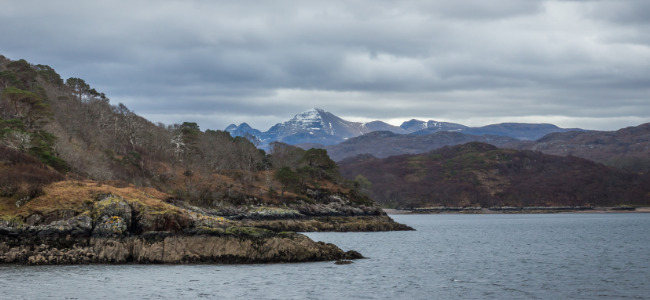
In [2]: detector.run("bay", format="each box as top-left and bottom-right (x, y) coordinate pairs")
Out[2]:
(1, 213), (649, 299)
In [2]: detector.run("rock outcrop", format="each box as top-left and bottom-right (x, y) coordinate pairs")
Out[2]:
(0, 195), (363, 265)
(1, 228), (361, 265)
(168, 195), (414, 232)
(243, 216), (414, 232)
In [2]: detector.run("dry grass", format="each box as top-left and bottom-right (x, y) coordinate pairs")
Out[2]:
(0, 180), (177, 219)
(156, 167), (351, 205)
(1, 162), (356, 220)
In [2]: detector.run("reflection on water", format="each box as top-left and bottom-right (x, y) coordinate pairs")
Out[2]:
(1, 213), (649, 300)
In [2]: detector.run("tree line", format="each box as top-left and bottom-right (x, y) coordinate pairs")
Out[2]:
(0, 55), (359, 207)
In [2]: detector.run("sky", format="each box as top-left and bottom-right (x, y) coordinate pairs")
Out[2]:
(1, 0), (648, 131)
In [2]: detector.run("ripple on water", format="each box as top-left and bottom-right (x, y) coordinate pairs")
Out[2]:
(1, 214), (649, 299)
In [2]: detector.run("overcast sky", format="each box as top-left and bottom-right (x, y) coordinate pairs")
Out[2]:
(1, 0), (648, 131)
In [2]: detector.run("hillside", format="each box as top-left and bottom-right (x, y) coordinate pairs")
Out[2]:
(0, 55), (413, 264)
(306, 131), (519, 161)
(339, 142), (650, 208)
(502, 123), (650, 173)
(0, 55), (414, 224)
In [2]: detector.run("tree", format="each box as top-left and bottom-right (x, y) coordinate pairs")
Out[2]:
(0, 70), (23, 89)
(65, 77), (90, 102)
(296, 165), (316, 191)
(355, 174), (372, 189)
(0, 131), (32, 151)
(299, 148), (338, 179)
(269, 141), (305, 171)
(274, 166), (300, 202)
(1, 87), (50, 128)
(34, 64), (64, 86)
(7, 59), (37, 89)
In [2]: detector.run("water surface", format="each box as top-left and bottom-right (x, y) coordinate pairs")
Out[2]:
(1, 213), (648, 299)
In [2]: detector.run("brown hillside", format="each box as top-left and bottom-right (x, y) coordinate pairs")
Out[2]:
(314, 131), (519, 161)
(339, 142), (650, 208)
(502, 123), (650, 172)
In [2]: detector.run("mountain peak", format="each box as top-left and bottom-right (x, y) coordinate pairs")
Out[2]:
(224, 122), (263, 139)
(291, 109), (324, 123)
(400, 119), (425, 130)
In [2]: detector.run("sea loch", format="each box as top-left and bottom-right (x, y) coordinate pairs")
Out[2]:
(1, 213), (649, 299)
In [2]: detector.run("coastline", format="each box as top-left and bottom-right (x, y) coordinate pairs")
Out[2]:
(384, 207), (650, 215)
(1, 191), (410, 265)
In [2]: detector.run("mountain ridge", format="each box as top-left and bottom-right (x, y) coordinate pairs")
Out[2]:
(224, 109), (587, 147)
(301, 131), (520, 161)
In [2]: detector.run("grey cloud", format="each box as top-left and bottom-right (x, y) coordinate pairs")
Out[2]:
(0, 0), (648, 131)
(585, 1), (650, 25)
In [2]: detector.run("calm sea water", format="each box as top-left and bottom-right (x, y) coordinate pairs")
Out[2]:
(1, 213), (649, 300)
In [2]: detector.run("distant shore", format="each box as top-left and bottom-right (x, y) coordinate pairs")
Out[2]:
(383, 207), (650, 215)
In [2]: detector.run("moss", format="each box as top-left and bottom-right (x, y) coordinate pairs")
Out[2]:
(225, 226), (274, 237)
(195, 226), (225, 235)
(0, 215), (24, 225)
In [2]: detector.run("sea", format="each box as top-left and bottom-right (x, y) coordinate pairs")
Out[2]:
(1, 213), (649, 300)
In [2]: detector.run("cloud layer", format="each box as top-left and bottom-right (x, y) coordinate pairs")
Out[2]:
(1, 0), (648, 131)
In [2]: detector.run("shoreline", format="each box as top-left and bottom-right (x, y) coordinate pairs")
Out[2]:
(383, 207), (650, 215)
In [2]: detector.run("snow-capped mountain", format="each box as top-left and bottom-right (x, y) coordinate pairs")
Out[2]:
(400, 119), (468, 133)
(263, 108), (370, 143)
(225, 108), (383, 147)
(223, 109), (586, 148)
(224, 123), (263, 139)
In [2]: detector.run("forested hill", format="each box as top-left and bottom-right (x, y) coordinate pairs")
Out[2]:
(339, 142), (650, 208)
(0, 54), (415, 265)
(0, 55), (380, 214)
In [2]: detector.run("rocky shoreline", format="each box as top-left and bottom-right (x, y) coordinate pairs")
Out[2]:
(387, 206), (649, 214)
(1, 228), (362, 265)
(243, 216), (414, 232)
(1, 190), (418, 265)
(1, 195), (369, 265)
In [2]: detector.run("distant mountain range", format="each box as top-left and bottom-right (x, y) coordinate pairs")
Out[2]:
(409, 122), (584, 140)
(299, 131), (519, 161)
(224, 108), (585, 147)
(226, 108), (376, 146)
